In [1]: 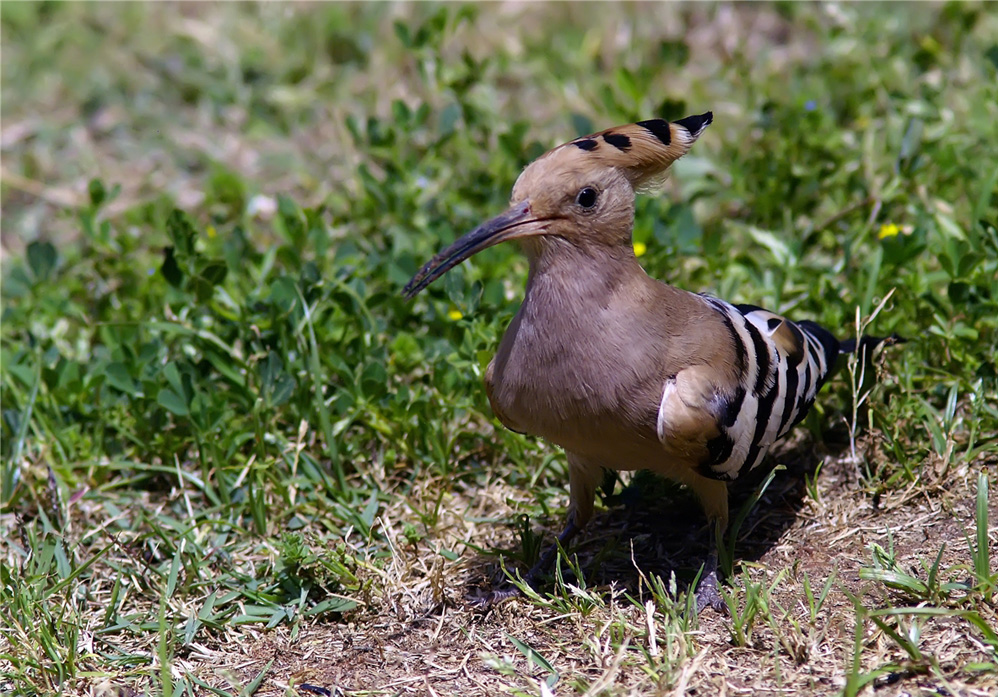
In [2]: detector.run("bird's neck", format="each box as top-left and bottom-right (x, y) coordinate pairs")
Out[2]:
(522, 238), (646, 309)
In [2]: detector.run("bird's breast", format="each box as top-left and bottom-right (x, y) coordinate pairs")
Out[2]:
(484, 296), (663, 460)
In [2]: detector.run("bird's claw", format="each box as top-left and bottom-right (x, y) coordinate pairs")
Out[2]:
(695, 568), (728, 614)
(468, 583), (524, 609)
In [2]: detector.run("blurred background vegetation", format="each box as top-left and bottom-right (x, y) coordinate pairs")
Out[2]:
(1, 2), (996, 695)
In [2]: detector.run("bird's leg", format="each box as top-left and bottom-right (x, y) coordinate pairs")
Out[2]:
(695, 519), (727, 613)
(525, 517), (581, 585)
(477, 516), (581, 606)
(474, 455), (599, 607)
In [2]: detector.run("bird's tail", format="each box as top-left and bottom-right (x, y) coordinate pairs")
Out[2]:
(839, 333), (907, 359)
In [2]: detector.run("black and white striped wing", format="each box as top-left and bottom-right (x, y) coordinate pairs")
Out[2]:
(699, 299), (839, 481)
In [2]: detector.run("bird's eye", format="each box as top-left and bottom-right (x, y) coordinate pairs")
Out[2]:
(576, 187), (598, 209)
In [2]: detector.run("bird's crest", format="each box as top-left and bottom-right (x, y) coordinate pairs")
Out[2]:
(550, 112), (713, 193)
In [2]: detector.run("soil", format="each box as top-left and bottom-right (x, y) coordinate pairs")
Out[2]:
(210, 437), (997, 696)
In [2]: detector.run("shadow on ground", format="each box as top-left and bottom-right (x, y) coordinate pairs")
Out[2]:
(464, 426), (854, 602)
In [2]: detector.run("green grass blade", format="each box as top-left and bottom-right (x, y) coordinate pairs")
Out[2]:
(975, 472), (991, 589)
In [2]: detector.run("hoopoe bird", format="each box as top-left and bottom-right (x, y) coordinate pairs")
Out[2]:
(404, 111), (896, 610)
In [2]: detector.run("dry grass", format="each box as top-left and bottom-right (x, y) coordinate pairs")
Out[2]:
(192, 448), (997, 696)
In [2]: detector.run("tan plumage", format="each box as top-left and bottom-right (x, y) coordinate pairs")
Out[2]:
(403, 112), (875, 609)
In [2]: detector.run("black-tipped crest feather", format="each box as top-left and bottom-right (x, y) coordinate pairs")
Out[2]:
(564, 112), (714, 192)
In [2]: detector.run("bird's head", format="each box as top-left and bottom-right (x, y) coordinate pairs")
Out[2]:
(402, 112), (712, 298)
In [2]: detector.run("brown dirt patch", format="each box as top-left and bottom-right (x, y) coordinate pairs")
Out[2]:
(183, 445), (997, 696)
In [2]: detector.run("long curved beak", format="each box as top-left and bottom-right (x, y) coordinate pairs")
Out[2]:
(402, 200), (543, 298)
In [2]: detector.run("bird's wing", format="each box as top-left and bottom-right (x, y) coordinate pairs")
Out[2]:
(656, 297), (839, 482)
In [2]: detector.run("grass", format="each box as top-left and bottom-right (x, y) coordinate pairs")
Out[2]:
(2, 2), (997, 695)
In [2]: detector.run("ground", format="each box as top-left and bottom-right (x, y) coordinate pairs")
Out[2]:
(204, 441), (997, 697)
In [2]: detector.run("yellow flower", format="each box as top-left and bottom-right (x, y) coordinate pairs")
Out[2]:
(206, 225), (217, 239)
(878, 223), (900, 240)
(633, 241), (647, 257)
(447, 309), (463, 321)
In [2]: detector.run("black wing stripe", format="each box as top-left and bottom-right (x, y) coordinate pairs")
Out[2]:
(708, 299), (748, 376)
(751, 363), (781, 450)
(742, 316), (772, 395)
(777, 359), (800, 435)
(704, 433), (735, 471)
(721, 385), (747, 428)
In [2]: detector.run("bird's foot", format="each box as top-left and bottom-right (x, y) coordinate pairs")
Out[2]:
(468, 583), (524, 609)
(695, 567), (727, 614)
(468, 518), (582, 609)
(468, 563), (540, 609)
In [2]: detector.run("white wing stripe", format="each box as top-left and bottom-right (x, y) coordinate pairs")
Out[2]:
(699, 297), (837, 481)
